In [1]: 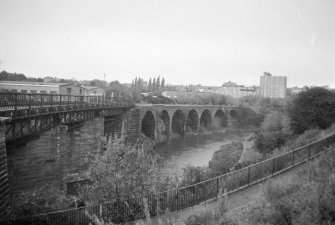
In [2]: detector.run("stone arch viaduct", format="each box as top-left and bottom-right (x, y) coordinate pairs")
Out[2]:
(124, 104), (241, 144)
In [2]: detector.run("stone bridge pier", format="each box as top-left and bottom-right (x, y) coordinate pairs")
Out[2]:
(0, 118), (10, 218)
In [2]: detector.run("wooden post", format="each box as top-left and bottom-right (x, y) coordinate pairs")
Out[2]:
(272, 158), (276, 174)
(292, 151), (295, 166)
(0, 117), (11, 219)
(247, 167), (251, 185)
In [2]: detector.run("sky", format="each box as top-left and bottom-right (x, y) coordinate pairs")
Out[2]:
(1, 0), (335, 87)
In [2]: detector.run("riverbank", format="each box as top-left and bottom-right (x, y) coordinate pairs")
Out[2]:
(155, 128), (254, 170)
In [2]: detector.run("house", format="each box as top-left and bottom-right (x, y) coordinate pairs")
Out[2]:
(0, 81), (87, 95)
(81, 86), (105, 97)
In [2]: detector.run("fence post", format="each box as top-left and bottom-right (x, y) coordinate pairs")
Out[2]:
(99, 204), (102, 218)
(292, 151), (295, 166)
(28, 94), (31, 112)
(14, 93), (18, 111)
(216, 177), (219, 195)
(40, 94), (43, 108)
(247, 167), (251, 185)
(176, 189), (179, 211)
(272, 158), (275, 174)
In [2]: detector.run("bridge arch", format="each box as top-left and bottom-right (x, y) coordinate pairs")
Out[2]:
(141, 111), (155, 139)
(229, 109), (238, 118)
(200, 109), (212, 127)
(213, 109), (227, 128)
(159, 110), (170, 138)
(186, 109), (199, 132)
(172, 110), (185, 136)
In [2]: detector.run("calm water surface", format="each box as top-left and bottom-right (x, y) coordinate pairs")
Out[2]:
(155, 131), (249, 170)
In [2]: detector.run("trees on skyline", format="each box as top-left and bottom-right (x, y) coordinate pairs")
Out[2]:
(0, 70), (43, 82)
(131, 76), (166, 92)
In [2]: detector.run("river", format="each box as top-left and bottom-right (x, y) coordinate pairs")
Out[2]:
(6, 118), (251, 195)
(155, 130), (250, 171)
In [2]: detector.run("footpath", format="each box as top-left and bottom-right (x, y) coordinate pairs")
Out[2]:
(131, 158), (312, 225)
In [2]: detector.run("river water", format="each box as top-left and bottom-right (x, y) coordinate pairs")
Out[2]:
(155, 130), (249, 171)
(7, 118), (250, 195)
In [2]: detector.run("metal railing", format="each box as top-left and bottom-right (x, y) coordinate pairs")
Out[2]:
(2, 133), (335, 225)
(0, 92), (133, 111)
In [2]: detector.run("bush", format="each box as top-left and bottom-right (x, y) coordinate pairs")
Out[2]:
(288, 87), (335, 134)
(208, 142), (243, 176)
(249, 147), (335, 225)
(181, 166), (210, 186)
(254, 111), (291, 155)
(79, 138), (162, 204)
(10, 185), (73, 218)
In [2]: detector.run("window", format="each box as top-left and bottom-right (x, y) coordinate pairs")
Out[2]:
(2, 89), (9, 92)
(40, 91), (47, 94)
(80, 89), (83, 95)
(21, 90), (27, 93)
(50, 91), (57, 94)
(67, 88), (71, 95)
(11, 89), (18, 93)
(31, 90), (37, 94)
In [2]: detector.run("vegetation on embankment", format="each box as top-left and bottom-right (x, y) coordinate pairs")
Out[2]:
(227, 146), (335, 225)
(238, 87), (335, 166)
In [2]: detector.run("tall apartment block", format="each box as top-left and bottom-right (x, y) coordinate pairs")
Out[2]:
(260, 72), (287, 98)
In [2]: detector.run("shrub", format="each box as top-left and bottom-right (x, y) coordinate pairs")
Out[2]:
(208, 142), (243, 176)
(79, 138), (162, 204)
(181, 165), (209, 186)
(10, 185), (73, 218)
(288, 87), (335, 134)
(249, 147), (335, 225)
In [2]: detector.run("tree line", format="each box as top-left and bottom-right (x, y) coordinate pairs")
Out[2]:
(0, 70), (43, 82)
(131, 76), (165, 92)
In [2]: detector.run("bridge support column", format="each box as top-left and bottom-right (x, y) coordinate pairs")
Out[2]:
(104, 115), (124, 139)
(0, 118), (11, 219)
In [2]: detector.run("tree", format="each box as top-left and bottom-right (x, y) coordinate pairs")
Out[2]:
(105, 81), (130, 99)
(79, 139), (161, 204)
(152, 77), (156, 92)
(161, 77), (165, 89)
(254, 111), (291, 154)
(288, 87), (335, 134)
(148, 78), (152, 91)
(156, 76), (160, 90)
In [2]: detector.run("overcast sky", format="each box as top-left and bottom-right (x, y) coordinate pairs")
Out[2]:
(1, 0), (335, 87)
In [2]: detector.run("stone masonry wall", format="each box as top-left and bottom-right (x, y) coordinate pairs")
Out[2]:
(0, 118), (10, 219)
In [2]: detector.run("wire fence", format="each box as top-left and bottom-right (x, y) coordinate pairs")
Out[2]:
(2, 133), (335, 225)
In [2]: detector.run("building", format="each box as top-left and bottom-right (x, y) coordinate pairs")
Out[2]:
(260, 72), (287, 98)
(206, 81), (257, 98)
(81, 86), (105, 97)
(0, 81), (87, 95)
(43, 76), (58, 83)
